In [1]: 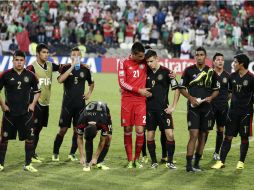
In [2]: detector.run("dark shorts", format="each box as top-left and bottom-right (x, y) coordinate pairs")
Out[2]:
(1, 112), (34, 141)
(225, 111), (253, 137)
(212, 105), (228, 128)
(187, 105), (214, 132)
(146, 111), (174, 131)
(59, 105), (84, 128)
(33, 103), (49, 128)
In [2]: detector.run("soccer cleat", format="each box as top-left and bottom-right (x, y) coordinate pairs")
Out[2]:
(52, 154), (59, 162)
(205, 68), (214, 87)
(0, 164), (4, 171)
(151, 163), (159, 169)
(141, 156), (149, 164)
(24, 164), (38, 173)
(96, 163), (110, 170)
(166, 162), (177, 169)
(68, 154), (78, 161)
(213, 153), (220, 161)
(126, 161), (133, 169)
(193, 165), (202, 172)
(32, 155), (42, 163)
(186, 166), (195, 173)
(134, 160), (143, 169)
(83, 164), (91, 172)
(161, 157), (177, 164)
(211, 161), (225, 169)
(236, 161), (244, 170)
(189, 71), (207, 86)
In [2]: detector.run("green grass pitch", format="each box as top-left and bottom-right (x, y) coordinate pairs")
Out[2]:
(0, 73), (253, 190)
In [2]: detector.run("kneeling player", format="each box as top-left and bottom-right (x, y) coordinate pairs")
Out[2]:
(77, 101), (112, 171)
(145, 49), (180, 169)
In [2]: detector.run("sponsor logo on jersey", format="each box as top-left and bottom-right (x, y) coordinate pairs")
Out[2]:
(39, 78), (51, 86)
(10, 77), (15, 81)
(188, 121), (192, 127)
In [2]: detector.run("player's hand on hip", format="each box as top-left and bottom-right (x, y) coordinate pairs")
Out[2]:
(138, 88), (152, 97)
(28, 104), (35, 112)
(83, 92), (91, 100)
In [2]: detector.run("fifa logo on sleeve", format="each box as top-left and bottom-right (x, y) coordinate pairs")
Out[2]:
(39, 78), (51, 86)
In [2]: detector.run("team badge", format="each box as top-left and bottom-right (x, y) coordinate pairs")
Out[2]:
(122, 119), (126, 124)
(157, 74), (163, 80)
(24, 76), (29, 83)
(119, 71), (124, 76)
(3, 132), (8, 137)
(243, 80), (248, 86)
(222, 77), (227, 83)
(80, 72), (85, 78)
(139, 64), (145, 69)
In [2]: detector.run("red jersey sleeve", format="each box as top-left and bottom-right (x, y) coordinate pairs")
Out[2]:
(118, 59), (139, 93)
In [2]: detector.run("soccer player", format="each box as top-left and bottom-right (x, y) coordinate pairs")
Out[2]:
(212, 53), (253, 170)
(76, 101), (112, 171)
(179, 47), (220, 172)
(118, 42), (152, 168)
(27, 43), (61, 163)
(145, 49), (180, 169)
(52, 47), (94, 161)
(0, 50), (41, 172)
(210, 53), (230, 160)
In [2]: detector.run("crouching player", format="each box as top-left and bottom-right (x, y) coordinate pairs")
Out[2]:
(77, 101), (112, 171)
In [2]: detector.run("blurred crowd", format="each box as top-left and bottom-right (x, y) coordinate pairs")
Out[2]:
(0, 0), (254, 58)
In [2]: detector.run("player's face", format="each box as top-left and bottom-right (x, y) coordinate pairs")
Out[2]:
(195, 51), (206, 66)
(132, 52), (145, 63)
(13, 56), (25, 71)
(37, 48), (49, 63)
(233, 58), (241, 71)
(213, 56), (224, 69)
(146, 56), (158, 71)
(71, 50), (81, 60)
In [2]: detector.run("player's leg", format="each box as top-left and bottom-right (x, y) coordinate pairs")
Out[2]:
(97, 135), (112, 170)
(193, 131), (206, 170)
(52, 106), (72, 161)
(237, 113), (252, 169)
(160, 129), (167, 163)
(141, 128), (148, 164)
(134, 125), (144, 168)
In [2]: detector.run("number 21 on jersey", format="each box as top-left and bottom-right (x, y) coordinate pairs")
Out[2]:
(133, 70), (140, 78)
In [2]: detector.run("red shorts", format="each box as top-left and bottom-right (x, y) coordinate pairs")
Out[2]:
(121, 100), (146, 127)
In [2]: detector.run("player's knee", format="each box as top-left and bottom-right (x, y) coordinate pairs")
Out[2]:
(58, 128), (68, 136)
(25, 139), (33, 144)
(224, 136), (233, 142)
(241, 137), (249, 144)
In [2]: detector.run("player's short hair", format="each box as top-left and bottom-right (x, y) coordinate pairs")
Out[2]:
(84, 123), (97, 141)
(195, 46), (206, 55)
(36, 43), (48, 53)
(71, 46), (80, 52)
(234, 53), (250, 69)
(213, 52), (224, 61)
(13, 50), (25, 58)
(145, 49), (157, 59)
(131, 42), (145, 54)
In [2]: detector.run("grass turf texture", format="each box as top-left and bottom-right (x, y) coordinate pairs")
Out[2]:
(0, 73), (253, 190)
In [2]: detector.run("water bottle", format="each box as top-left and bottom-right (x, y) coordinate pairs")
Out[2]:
(74, 56), (81, 70)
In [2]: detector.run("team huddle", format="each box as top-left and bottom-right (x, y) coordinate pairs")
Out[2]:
(0, 42), (253, 173)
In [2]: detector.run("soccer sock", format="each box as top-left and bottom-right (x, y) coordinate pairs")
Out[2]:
(53, 134), (64, 154)
(142, 130), (147, 157)
(124, 132), (132, 161)
(70, 133), (78, 154)
(97, 144), (110, 163)
(166, 140), (175, 163)
(147, 140), (157, 163)
(33, 126), (42, 155)
(0, 141), (8, 165)
(85, 140), (93, 163)
(220, 138), (232, 163)
(194, 152), (202, 167)
(215, 131), (223, 154)
(25, 141), (34, 166)
(240, 137), (249, 163)
(134, 132), (144, 161)
(160, 130), (167, 158)
(186, 155), (193, 168)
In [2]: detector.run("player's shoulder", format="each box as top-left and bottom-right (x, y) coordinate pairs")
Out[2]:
(160, 65), (173, 74)
(222, 70), (230, 78)
(247, 71), (254, 79)
(0, 69), (12, 78)
(80, 64), (91, 71)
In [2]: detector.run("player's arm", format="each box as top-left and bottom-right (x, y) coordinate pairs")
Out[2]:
(57, 63), (75, 83)
(179, 70), (199, 106)
(205, 72), (220, 103)
(117, 59), (151, 97)
(165, 89), (180, 114)
(83, 69), (94, 100)
(28, 74), (41, 112)
(0, 73), (9, 112)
